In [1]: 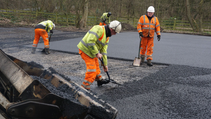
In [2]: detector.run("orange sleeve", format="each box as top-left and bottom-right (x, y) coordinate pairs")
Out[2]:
(155, 17), (161, 35)
(137, 16), (143, 33)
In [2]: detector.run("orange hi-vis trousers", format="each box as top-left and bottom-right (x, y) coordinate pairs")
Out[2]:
(140, 37), (154, 60)
(32, 28), (49, 48)
(99, 22), (106, 26)
(79, 49), (102, 90)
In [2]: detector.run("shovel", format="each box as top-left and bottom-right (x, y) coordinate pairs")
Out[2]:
(132, 36), (142, 66)
(42, 32), (53, 52)
(99, 58), (121, 85)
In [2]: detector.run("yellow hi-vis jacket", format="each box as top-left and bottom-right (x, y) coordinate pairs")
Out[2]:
(37, 20), (54, 32)
(137, 15), (161, 37)
(100, 13), (110, 24)
(77, 25), (109, 66)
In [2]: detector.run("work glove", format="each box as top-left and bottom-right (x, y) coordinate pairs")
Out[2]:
(157, 35), (161, 41)
(139, 32), (143, 37)
(50, 30), (53, 34)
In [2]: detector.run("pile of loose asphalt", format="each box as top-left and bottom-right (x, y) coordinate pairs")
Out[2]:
(1, 27), (211, 119)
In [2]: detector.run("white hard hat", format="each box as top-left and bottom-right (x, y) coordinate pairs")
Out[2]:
(109, 20), (122, 33)
(147, 6), (155, 12)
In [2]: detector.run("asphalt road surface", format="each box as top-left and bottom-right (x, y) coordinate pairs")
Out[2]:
(29, 31), (211, 68)
(1, 27), (211, 119)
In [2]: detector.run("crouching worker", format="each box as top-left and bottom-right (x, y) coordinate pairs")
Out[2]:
(77, 20), (122, 90)
(31, 20), (55, 55)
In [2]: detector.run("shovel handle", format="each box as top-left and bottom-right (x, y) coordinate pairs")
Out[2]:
(49, 32), (53, 42)
(99, 58), (121, 85)
(106, 71), (110, 80)
(138, 36), (142, 58)
(99, 58), (106, 69)
(99, 58), (110, 80)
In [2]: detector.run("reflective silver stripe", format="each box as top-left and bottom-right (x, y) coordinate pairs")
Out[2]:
(101, 53), (107, 55)
(154, 17), (156, 25)
(143, 15), (145, 23)
(88, 69), (96, 72)
(84, 80), (92, 85)
(32, 44), (37, 47)
(137, 28), (141, 31)
(82, 83), (90, 89)
(143, 27), (155, 30)
(138, 22), (143, 25)
(156, 31), (160, 33)
(81, 40), (95, 48)
(149, 27), (155, 30)
(81, 40), (88, 47)
(147, 55), (152, 58)
(97, 40), (107, 46)
(143, 23), (150, 25)
(156, 24), (160, 27)
(87, 43), (95, 46)
(143, 27), (150, 29)
(89, 31), (99, 39)
(149, 23), (155, 25)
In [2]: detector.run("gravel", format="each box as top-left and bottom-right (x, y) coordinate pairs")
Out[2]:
(1, 27), (211, 119)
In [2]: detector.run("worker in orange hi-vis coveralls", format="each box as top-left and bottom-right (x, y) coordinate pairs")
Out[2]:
(31, 20), (55, 55)
(137, 6), (161, 66)
(77, 20), (122, 90)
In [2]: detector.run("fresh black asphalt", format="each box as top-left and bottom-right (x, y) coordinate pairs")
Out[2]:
(28, 32), (211, 68)
(25, 32), (211, 119)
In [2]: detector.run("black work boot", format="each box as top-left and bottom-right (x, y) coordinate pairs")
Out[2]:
(31, 47), (36, 54)
(140, 55), (145, 64)
(97, 79), (110, 86)
(147, 59), (153, 66)
(44, 48), (50, 55)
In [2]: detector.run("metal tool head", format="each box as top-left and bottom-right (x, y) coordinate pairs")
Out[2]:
(132, 57), (141, 66)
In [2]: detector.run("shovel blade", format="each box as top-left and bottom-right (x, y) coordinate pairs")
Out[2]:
(133, 57), (141, 66)
(110, 79), (121, 85)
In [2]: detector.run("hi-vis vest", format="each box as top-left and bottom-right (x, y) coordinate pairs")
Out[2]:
(77, 25), (109, 66)
(37, 20), (54, 32)
(100, 13), (110, 24)
(137, 15), (161, 37)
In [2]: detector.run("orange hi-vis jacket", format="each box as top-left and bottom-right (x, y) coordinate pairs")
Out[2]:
(137, 15), (161, 37)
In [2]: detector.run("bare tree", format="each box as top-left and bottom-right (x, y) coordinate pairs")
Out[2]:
(79, 0), (89, 29)
(185, 0), (197, 31)
(185, 0), (206, 32)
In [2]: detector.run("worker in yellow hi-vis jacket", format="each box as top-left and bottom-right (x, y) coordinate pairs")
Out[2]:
(31, 20), (55, 55)
(77, 20), (121, 90)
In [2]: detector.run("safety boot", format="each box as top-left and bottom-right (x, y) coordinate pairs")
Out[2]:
(147, 59), (153, 66)
(97, 79), (110, 86)
(81, 85), (90, 91)
(140, 55), (145, 64)
(81, 82), (91, 90)
(44, 48), (50, 55)
(31, 47), (36, 54)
